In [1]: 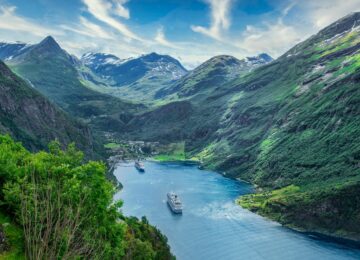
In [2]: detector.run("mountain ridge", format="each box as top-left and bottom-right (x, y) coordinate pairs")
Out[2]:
(155, 53), (273, 100)
(1, 36), (144, 143)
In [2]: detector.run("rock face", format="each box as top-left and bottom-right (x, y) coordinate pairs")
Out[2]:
(0, 61), (94, 154)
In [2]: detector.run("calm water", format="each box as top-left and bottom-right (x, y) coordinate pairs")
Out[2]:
(114, 161), (360, 260)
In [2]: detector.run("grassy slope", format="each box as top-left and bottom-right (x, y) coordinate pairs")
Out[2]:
(214, 14), (360, 240)
(153, 142), (186, 161)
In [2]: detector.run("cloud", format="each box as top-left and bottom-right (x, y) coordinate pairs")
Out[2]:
(113, 0), (130, 19)
(154, 27), (181, 49)
(0, 5), (61, 37)
(82, 0), (143, 41)
(237, 19), (302, 57)
(79, 17), (114, 39)
(60, 17), (113, 40)
(191, 0), (233, 41)
(302, 0), (360, 29)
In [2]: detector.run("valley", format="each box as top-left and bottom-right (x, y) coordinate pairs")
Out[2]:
(0, 8), (359, 259)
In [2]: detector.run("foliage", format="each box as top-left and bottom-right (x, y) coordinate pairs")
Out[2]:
(153, 142), (186, 162)
(0, 211), (24, 259)
(0, 135), (174, 259)
(238, 181), (360, 240)
(123, 216), (174, 260)
(104, 142), (122, 149)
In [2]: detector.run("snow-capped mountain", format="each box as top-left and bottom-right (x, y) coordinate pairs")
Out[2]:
(0, 42), (31, 61)
(80, 52), (188, 86)
(245, 53), (273, 66)
(81, 52), (131, 69)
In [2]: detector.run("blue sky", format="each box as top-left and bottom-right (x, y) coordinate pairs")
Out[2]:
(0, 0), (359, 68)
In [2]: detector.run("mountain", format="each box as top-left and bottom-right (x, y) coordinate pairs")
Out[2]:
(0, 41), (30, 60)
(123, 12), (360, 240)
(1, 36), (142, 135)
(155, 54), (273, 100)
(0, 60), (94, 154)
(79, 52), (188, 102)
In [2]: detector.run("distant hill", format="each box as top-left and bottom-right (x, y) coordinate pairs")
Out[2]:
(155, 54), (273, 100)
(0, 60), (94, 154)
(79, 52), (188, 102)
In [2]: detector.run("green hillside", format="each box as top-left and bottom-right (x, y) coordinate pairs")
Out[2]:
(0, 60), (95, 156)
(123, 12), (360, 240)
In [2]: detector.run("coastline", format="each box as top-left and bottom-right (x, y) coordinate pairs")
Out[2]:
(237, 193), (360, 248)
(109, 156), (360, 248)
(251, 210), (360, 249)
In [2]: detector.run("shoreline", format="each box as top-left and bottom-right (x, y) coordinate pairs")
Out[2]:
(109, 157), (360, 249)
(236, 195), (360, 249)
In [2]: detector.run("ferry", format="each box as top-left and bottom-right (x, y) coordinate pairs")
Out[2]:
(167, 192), (183, 214)
(134, 161), (145, 172)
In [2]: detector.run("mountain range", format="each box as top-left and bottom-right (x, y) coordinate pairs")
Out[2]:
(0, 36), (144, 135)
(0, 12), (359, 242)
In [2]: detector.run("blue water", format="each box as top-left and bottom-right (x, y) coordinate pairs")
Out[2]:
(114, 161), (360, 260)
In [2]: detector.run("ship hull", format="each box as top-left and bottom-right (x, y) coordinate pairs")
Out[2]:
(135, 162), (145, 172)
(135, 165), (145, 172)
(167, 201), (182, 214)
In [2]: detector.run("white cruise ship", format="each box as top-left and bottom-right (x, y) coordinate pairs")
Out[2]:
(167, 192), (183, 214)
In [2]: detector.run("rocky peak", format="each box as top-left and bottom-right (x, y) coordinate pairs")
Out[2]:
(35, 36), (62, 54)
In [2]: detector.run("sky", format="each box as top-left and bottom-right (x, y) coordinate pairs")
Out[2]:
(0, 0), (359, 68)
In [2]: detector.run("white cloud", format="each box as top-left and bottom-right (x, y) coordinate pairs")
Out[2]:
(233, 2), (303, 58)
(82, 0), (143, 41)
(302, 0), (360, 29)
(237, 19), (302, 57)
(154, 27), (181, 49)
(113, 0), (130, 19)
(0, 5), (61, 37)
(191, 0), (233, 41)
(60, 17), (113, 39)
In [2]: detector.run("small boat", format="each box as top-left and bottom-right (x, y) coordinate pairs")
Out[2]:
(135, 161), (145, 172)
(167, 192), (183, 214)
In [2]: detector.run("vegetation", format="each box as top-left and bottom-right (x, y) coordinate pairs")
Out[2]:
(0, 135), (173, 259)
(238, 181), (360, 240)
(153, 142), (186, 161)
(0, 212), (24, 259)
(104, 142), (122, 149)
(123, 216), (174, 260)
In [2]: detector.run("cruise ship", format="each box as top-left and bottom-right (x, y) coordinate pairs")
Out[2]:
(134, 161), (145, 172)
(167, 192), (183, 214)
